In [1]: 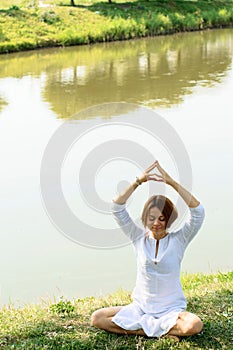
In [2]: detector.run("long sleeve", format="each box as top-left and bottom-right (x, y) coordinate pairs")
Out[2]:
(174, 203), (205, 246)
(111, 201), (144, 243)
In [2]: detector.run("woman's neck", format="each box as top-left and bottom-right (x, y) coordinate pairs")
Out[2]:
(151, 230), (168, 240)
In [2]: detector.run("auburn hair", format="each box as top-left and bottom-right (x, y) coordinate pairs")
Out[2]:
(141, 195), (178, 229)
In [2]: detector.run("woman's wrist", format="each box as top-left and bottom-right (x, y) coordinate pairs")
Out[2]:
(135, 177), (142, 186)
(132, 179), (141, 190)
(167, 177), (177, 187)
(132, 176), (146, 189)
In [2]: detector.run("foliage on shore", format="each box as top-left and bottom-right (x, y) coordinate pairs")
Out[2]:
(0, 0), (233, 54)
(0, 271), (232, 349)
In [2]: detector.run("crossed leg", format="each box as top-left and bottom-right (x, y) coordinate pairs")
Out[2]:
(167, 311), (203, 336)
(90, 306), (203, 337)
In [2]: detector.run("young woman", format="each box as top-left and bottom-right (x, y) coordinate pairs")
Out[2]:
(91, 161), (205, 339)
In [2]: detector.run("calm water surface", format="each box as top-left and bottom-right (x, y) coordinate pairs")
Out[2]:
(0, 29), (233, 306)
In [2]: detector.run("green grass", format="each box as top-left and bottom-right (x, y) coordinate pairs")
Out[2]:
(0, 271), (232, 349)
(0, 0), (233, 53)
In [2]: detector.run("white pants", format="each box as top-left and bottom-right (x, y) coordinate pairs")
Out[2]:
(112, 302), (182, 337)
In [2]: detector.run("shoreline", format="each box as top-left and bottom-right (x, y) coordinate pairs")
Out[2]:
(0, 271), (232, 349)
(1, 0), (233, 54)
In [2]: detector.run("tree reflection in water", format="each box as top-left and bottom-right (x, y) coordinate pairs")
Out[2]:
(0, 28), (232, 119)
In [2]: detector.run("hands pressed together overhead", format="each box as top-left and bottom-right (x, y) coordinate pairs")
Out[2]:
(137, 160), (174, 186)
(113, 159), (199, 208)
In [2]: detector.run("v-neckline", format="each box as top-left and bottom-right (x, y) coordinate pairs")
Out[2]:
(155, 239), (160, 259)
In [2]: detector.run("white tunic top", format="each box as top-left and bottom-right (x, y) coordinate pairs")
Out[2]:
(111, 201), (205, 337)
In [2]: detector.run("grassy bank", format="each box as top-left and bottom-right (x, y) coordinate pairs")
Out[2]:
(0, 1), (233, 54)
(0, 271), (232, 349)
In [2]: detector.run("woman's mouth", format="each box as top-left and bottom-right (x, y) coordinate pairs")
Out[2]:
(151, 226), (162, 231)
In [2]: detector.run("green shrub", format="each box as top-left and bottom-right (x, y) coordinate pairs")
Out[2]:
(5, 5), (22, 17)
(9, 5), (20, 10)
(169, 12), (186, 31)
(143, 13), (172, 36)
(39, 9), (60, 24)
(218, 8), (231, 24)
(50, 298), (75, 317)
(0, 29), (7, 41)
(183, 13), (201, 31)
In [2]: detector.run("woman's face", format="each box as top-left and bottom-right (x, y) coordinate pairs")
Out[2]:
(146, 206), (166, 237)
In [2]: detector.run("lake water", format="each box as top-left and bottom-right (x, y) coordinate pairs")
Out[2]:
(0, 28), (233, 307)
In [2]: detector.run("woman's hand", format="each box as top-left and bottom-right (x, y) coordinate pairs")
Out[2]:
(113, 159), (200, 207)
(138, 160), (174, 186)
(138, 161), (199, 207)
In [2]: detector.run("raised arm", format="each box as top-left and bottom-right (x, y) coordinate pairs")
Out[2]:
(155, 162), (200, 208)
(113, 161), (164, 204)
(113, 160), (200, 208)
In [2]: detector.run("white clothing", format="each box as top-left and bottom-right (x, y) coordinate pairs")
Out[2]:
(111, 202), (205, 337)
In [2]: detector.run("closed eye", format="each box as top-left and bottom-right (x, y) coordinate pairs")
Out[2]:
(149, 216), (165, 222)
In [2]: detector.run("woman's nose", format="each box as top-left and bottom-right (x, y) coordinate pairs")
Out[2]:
(152, 219), (159, 226)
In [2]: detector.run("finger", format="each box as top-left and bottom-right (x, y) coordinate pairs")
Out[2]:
(145, 160), (158, 173)
(144, 164), (155, 173)
(147, 175), (165, 182)
(156, 161), (164, 173)
(153, 173), (166, 181)
(149, 172), (161, 177)
(147, 177), (165, 182)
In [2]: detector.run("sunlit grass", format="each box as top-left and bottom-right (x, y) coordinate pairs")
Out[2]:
(0, 1), (20, 9)
(1, 1), (233, 54)
(0, 271), (232, 349)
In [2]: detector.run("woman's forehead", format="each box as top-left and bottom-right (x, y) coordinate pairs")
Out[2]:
(148, 206), (163, 216)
